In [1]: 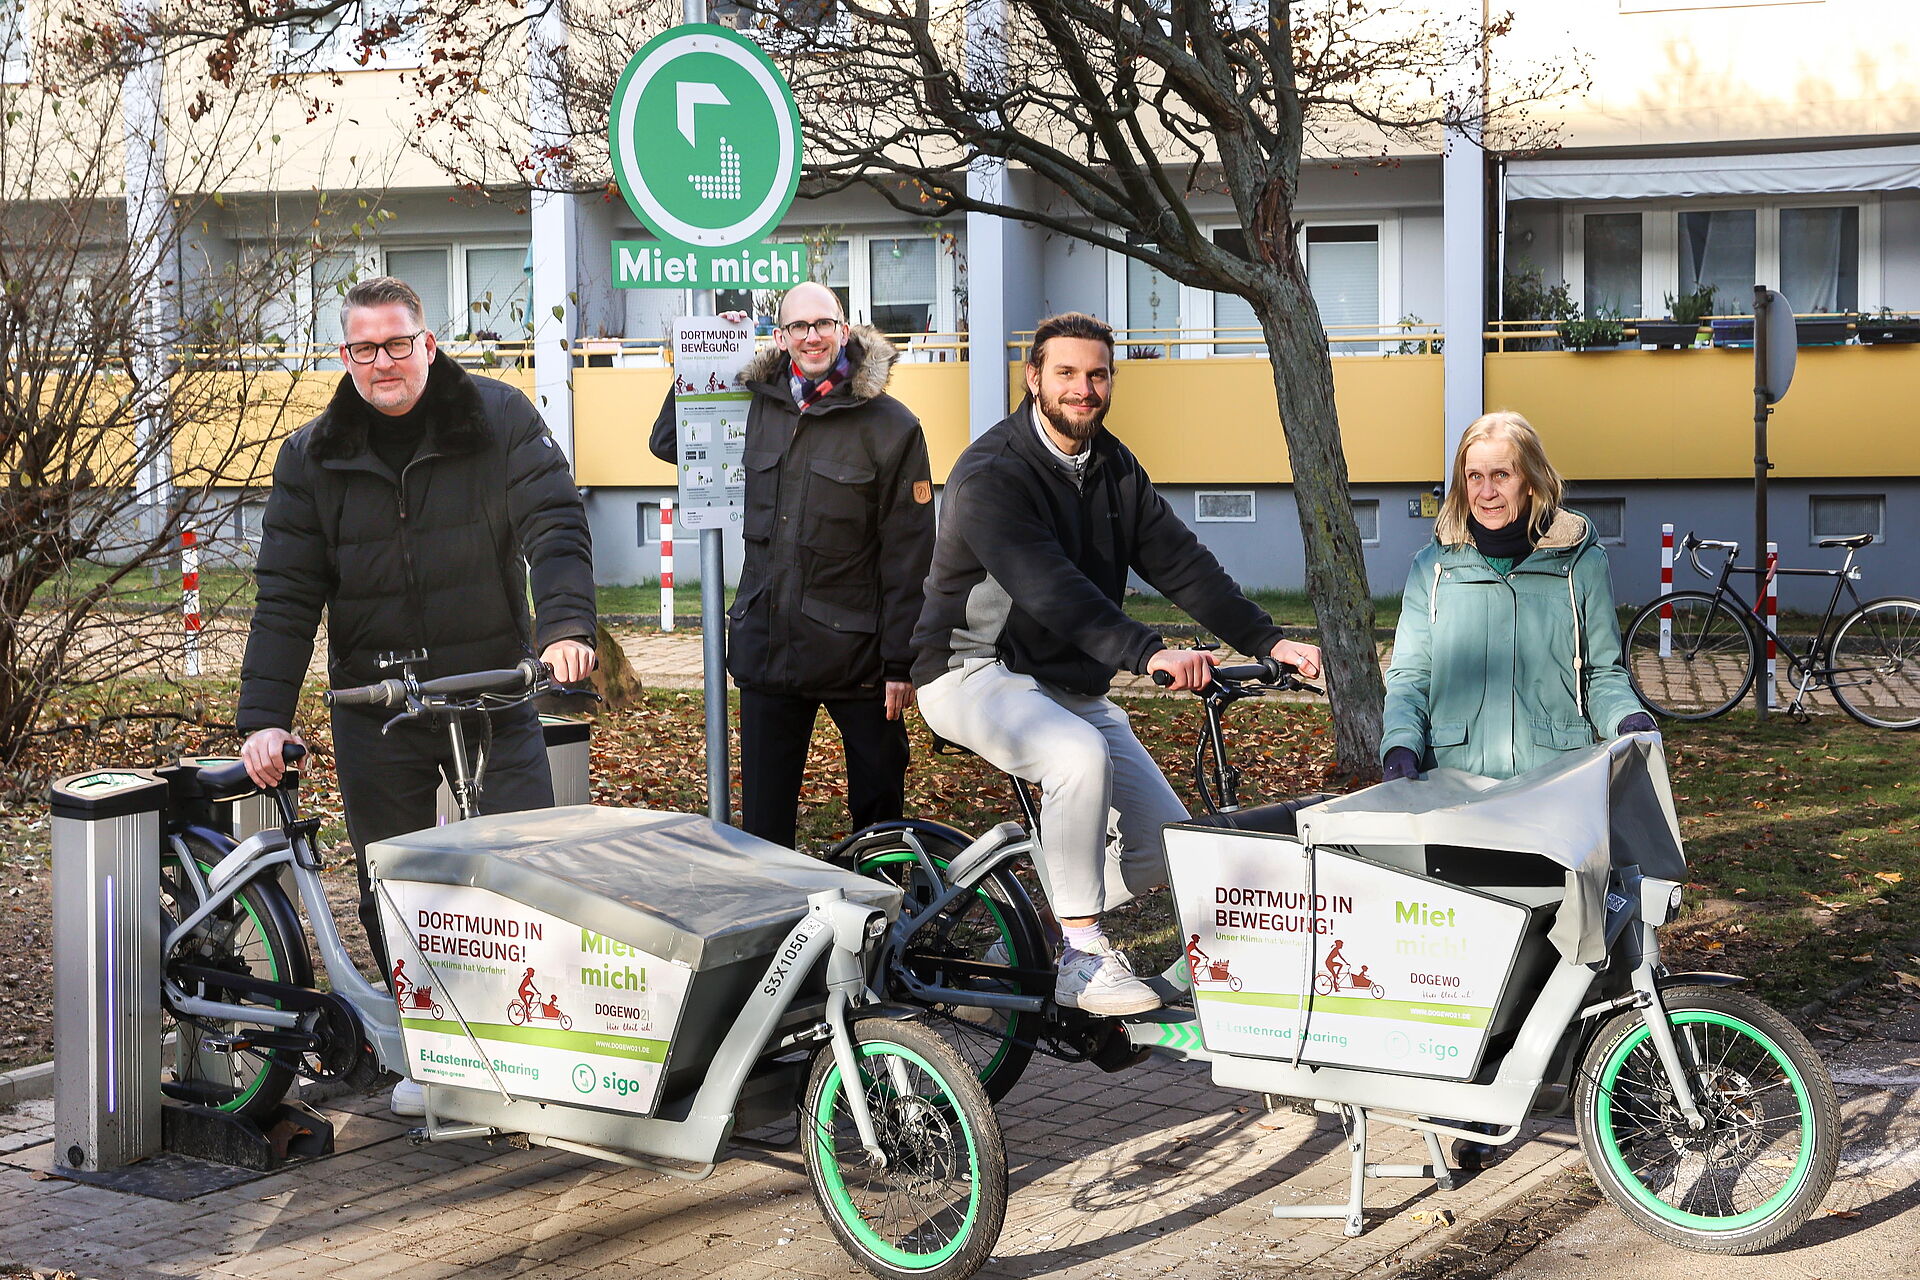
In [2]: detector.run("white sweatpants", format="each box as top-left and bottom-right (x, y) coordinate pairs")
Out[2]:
(917, 658), (1189, 917)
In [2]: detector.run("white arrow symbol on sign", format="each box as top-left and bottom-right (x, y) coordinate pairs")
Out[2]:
(677, 82), (730, 145)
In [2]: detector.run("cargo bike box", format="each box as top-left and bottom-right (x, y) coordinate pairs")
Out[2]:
(368, 805), (902, 1118)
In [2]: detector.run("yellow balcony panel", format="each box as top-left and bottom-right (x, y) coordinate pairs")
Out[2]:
(1003, 352), (1445, 485)
(1486, 346), (1920, 481)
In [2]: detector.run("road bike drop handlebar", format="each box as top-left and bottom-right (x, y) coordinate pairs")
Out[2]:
(1679, 531), (1739, 581)
(323, 658), (550, 710)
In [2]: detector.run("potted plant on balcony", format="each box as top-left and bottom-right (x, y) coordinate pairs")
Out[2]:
(1856, 308), (1920, 344)
(1558, 310), (1626, 352)
(1639, 285), (1714, 349)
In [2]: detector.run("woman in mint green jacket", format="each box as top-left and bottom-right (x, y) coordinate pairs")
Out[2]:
(1382, 411), (1653, 783)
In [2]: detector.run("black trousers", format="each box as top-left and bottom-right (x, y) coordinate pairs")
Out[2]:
(738, 687), (909, 850)
(331, 703), (553, 972)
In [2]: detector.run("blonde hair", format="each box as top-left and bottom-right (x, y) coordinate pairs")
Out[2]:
(1434, 411), (1565, 547)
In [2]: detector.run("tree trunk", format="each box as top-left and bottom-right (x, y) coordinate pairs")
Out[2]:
(1253, 279), (1386, 778)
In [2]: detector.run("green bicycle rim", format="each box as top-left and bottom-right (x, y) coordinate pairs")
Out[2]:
(170, 857), (286, 1115)
(812, 1040), (982, 1269)
(865, 849), (1024, 1081)
(1596, 1009), (1814, 1232)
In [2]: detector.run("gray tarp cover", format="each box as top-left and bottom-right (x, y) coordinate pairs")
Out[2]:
(1295, 734), (1686, 964)
(367, 806), (902, 970)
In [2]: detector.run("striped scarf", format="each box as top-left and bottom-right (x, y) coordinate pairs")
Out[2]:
(792, 350), (852, 411)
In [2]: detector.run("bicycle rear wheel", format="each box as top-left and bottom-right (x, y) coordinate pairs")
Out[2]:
(160, 836), (312, 1123)
(854, 829), (1047, 1103)
(1827, 597), (1920, 729)
(1624, 592), (1758, 720)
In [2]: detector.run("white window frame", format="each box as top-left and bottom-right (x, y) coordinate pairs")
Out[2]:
(1103, 240), (1200, 358)
(1174, 215), (1400, 357)
(457, 241), (534, 339)
(1578, 497), (1628, 546)
(1350, 498), (1381, 546)
(274, 0), (426, 75)
(1, 0), (29, 84)
(1563, 196), (1880, 318)
(776, 229), (957, 335)
(1195, 490), (1257, 523)
(1809, 493), (1885, 543)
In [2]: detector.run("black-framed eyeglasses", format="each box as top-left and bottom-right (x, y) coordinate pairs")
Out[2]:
(344, 331), (426, 364)
(780, 318), (844, 340)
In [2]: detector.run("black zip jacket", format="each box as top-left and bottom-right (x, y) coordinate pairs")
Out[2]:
(649, 329), (934, 699)
(238, 353), (596, 732)
(911, 400), (1286, 695)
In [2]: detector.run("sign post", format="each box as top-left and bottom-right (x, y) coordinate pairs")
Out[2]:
(606, 23), (806, 822)
(1752, 287), (1797, 722)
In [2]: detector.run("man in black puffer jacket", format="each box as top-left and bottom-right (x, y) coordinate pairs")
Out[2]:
(650, 283), (934, 849)
(237, 277), (597, 978)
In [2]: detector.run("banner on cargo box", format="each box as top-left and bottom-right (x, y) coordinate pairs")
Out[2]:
(1164, 828), (1528, 1081)
(378, 881), (691, 1114)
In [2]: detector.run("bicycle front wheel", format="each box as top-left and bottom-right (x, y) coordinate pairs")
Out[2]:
(1575, 986), (1838, 1253)
(856, 831), (1046, 1103)
(1828, 596), (1920, 729)
(804, 1018), (1007, 1280)
(1624, 592), (1758, 720)
(161, 837), (312, 1123)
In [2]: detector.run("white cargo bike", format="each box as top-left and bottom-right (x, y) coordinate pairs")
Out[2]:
(155, 659), (1836, 1280)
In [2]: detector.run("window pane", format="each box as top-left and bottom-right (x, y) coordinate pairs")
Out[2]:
(1211, 230), (1265, 355)
(384, 248), (452, 334)
(1677, 209), (1755, 312)
(1810, 495), (1883, 540)
(869, 237), (935, 334)
(1583, 213), (1641, 319)
(310, 252), (360, 348)
(1581, 498), (1624, 542)
(1, 0), (27, 78)
(1779, 207), (1858, 314)
(1126, 252), (1180, 357)
(1351, 499), (1379, 543)
(1196, 491), (1254, 522)
(1309, 225), (1381, 354)
(463, 246), (529, 338)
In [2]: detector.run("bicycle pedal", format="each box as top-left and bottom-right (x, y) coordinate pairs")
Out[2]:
(200, 1034), (245, 1054)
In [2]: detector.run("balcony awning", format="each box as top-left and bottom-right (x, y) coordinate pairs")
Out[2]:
(1505, 144), (1920, 202)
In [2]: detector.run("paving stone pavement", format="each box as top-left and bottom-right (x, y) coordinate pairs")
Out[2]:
(0, 1053), (1580, 1280)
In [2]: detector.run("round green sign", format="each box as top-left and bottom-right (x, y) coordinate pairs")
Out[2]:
(608, 25), (803, 250)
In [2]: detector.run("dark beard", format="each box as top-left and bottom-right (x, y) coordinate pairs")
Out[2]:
(1037, 389), (1106, 443)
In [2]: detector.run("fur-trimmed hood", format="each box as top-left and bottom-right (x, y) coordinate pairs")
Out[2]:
(306, 352), (492, 462)
(740, 326), (900, 404)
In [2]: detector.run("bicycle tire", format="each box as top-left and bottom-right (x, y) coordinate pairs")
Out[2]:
(160, 836), (312, 1124)
(855, 832), (1046, 1103)
(1574, 986), (1838, 1253)
(1624, 592), (1759, 720)
(1827, 596), (1920, 730)
(803, 1017), (1007, 1280)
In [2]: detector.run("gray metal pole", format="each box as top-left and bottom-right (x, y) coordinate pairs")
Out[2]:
(1752, 285), (1770, 724)
(702, 530), (729, 823)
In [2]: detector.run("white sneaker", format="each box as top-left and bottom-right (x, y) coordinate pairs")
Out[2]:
(389, 1078), (426, 1118)
(1054, 940), (1161, 1016)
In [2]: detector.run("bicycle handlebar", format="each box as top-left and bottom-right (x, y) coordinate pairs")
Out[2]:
(1151, 655), (1314, 692)
(325, 659), (548, 709)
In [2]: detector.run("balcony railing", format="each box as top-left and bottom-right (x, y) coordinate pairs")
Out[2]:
(1012, 323), (1445, 359)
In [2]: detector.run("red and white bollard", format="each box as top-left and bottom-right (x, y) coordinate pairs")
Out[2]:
(660, 500), (675, 633)
(182, 528), (201, 678)
(1764, 542), (1780, 709)
(1659, 524), (1674, 657)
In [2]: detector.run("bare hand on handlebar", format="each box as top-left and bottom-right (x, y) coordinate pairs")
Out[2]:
(1269, 637), (1322, 681)
(1146, 647), (1218, 692)
(241, 727), (305, 789)
(541, 638), (597, 685)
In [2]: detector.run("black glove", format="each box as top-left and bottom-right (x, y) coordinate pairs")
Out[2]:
(1381, 746), (1421, 782)
(1617, 712), (1658, 735)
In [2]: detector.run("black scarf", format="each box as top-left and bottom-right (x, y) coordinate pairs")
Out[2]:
(1469, 511), (1537, 560)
